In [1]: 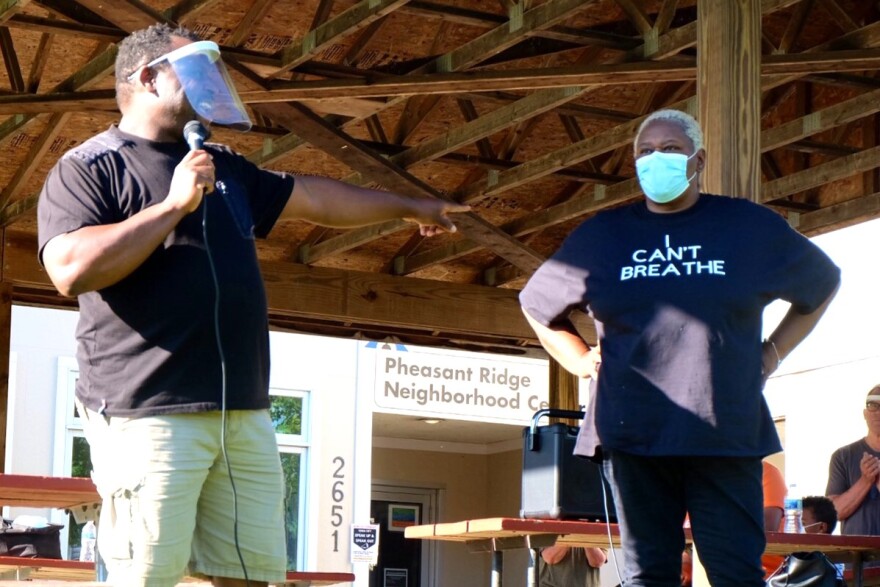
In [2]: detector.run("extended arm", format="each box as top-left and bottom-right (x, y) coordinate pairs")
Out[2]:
(521, 309), (600, 379)
(281, 175), (469, 236)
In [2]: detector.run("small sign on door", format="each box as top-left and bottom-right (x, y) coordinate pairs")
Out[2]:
(350, 524), (380, 564)
(384, 568), (407, 587)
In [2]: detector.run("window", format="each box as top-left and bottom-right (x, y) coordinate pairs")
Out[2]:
(269, 389), (309, 571)
(51, 357), (90, 560)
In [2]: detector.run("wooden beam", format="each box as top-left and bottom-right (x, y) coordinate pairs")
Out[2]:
(0, 231), (539, 345)
(0, 26), (23, 92)
(227, 0), (274, 47)
(264, 261), (537, 341)
(0, 279), (10, 471)
(418, 0), (594, 73)
(614, 0), (653, 36)
(0, 0), (27, 24)
(761, 144), (880, 203)
(6, 14), (122, 41)
(25, 30), (52, 93)
(73, 0), (172, 31)
(454, 98), (657, 203)
(793, 191), (880, 235)
(272, 0), (411, 77)
(398, 178), (642, 274)
(0, 193), (37, 226)
(400, 1), (639, 50)
(240, 50), (875, 101)
(629, 0), (818, 62)
(0, 44), (114, 145)
(306, 86), (598, 262)
(0, 112), (70, 210)
(654, 0), (679, 34)
(252, 101), (545, 274)
(0, 89), (116, 115)
(762, 89), (880, 152)
(245, 0), (593, 169)
(777, 0), (813, 54)
(3, 48), (880, 117)
(698, 0), (762, 199)
(548, 359), (580, 413)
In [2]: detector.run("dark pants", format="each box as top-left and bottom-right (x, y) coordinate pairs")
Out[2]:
(602, 450), (765, 587)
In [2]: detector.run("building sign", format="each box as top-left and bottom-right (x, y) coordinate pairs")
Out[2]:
(371, 345), (549, 423)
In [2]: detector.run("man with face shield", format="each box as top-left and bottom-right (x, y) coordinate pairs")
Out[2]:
(519, 109), (840, 587)
(129, 39), (252, 131)
(37, 24), (467, 587)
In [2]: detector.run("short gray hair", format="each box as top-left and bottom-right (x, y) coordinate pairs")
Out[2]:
(634, 109), (704, 154)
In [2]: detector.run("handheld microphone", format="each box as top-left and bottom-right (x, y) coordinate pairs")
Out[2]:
(183, 120), (210, 151)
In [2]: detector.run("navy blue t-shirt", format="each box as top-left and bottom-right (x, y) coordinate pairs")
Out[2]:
(520, 194), (840, 457)
(37, 126), (295, 417)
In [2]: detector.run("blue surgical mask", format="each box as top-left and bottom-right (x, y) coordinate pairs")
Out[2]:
(635, 151), (697, 204)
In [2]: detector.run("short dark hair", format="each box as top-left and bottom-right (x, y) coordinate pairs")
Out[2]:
(114, 24), (201, 105)
(803, 495), (837, 534)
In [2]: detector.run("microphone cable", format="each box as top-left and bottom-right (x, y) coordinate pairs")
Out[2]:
(191, 120), (252, 587)
(203, 198), (251, 587)
(598, 463), (623, 586)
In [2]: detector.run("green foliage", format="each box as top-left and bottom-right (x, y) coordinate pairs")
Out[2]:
(68, 437), (93, 555)
(270, 396), (302, 435)
(271, 396), (303, 569)
(281, 452), (301, 570)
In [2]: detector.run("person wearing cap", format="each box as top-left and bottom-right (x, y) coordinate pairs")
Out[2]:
(36, 24), (467, 587)
(519, 108), (840, 587)
(826, 385), (880, 535)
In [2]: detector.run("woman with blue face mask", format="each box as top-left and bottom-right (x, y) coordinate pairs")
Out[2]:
(633, 116), (704, 210)
(519, 109), (841, 587)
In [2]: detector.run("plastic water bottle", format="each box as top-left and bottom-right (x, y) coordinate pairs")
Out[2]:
(79, 520), (97, 562)
(783, 497), (804, 533)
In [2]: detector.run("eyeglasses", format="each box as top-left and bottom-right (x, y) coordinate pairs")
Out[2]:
(867, 402), (880, 412)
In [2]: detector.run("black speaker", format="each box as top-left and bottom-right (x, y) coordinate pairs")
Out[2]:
(520, 409), (616, 521)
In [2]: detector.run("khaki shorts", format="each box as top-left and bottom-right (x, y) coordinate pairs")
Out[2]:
(77, 403), (287, 586)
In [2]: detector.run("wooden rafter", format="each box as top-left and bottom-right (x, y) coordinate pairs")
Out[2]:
(0, 112), (70, 210)
(271, 0), (411, 78)
(253, 101), (546, 273)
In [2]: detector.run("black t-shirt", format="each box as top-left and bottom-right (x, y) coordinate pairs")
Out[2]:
(520, 194), (840, 457)
(37, 126), (295, 417)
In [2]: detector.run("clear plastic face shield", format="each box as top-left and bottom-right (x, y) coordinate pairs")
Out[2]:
(135, 40), (252, 131)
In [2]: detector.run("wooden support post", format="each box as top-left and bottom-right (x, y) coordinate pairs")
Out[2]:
(697, 0), (762, 201)
(0, 280), (10, 472)
(548, 358), (580, 424)
(693, 5), (760, 577)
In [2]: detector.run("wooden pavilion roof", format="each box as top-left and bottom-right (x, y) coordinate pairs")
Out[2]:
(0, 0), (878, 355)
